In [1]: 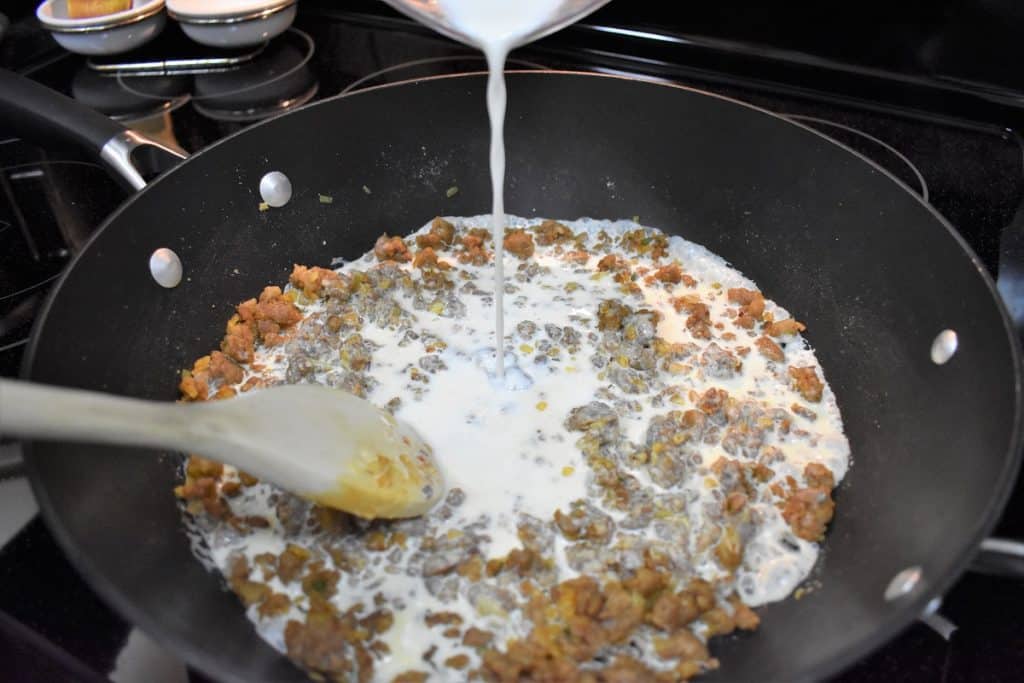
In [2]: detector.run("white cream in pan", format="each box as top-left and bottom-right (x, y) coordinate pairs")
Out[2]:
(180, 216), (849, 682)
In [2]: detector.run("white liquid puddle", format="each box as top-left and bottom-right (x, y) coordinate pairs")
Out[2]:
(187, 216), (851, 682)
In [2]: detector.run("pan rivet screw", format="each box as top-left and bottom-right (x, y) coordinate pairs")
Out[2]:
(149, 248), (182, 288)
(922, 597), (942, 616)
(930, 329), (958, 365)
(884, 566), (923, 601)
(260, 171), (292, 208)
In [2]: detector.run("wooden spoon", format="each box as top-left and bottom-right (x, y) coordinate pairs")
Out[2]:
(0, 379), (444, 519)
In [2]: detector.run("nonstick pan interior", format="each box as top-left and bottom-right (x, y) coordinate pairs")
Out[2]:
(21, 73), (1022, 682)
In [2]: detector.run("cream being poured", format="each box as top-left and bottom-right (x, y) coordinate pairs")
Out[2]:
(437, 0), (572, 379)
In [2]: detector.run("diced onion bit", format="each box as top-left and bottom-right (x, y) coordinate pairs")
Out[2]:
(446, 186), (459, 198)
(362, 185), (372, 194)
(319, 194), (334, 204)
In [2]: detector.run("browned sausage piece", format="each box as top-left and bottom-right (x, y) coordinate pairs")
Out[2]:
(462, 627), (494, 648)
(221, 319), (255, 364)
(415, 232), (441, 249)
(701, 606), (736, 637)
(782, 487), (835, 541)
(714, 526), (743, 570)
(651, 262), (683, 284)
(598, 583), (645, 643)
(289, 265), (340, 298)
(723, 491), (748, 513)
(698, 343), (741, 379)
(622, 567), (667, 597)
(652, 629), (708, 660)
(373, 233), (411, 262)
(208, 350), (244, 384)
(532, 218), (574, 245)
(424, 611), (464, 627)
(444, 654), (470, 670)
(727, 287), (766, 328)
(597, 300), (633, 331)
(277, 543), (311, 583)
(697, 387), (729, 419)
(457, 233), (490, 265)
(564, 250), (591, 265)
(788, 366), (824, 402)
(257, 593), (291, 618)
(596, 254), (628, 272)
(766, 317), (806, 337)
(392, 672), (429, 683)
(647, 591), (699, 631)
(804, 462), (834, 489)
(791, 403), (817, 421)
(283, 601), (356, 678)
(685, 304), (712, 340)
(729, 595), (760, 631)
(360, 609), (395, 635)
(672, 294), (702, 313)
(178, 368), (209, 401)
(412, 247), (439, 269)
(256, 286), (302, 326)
(754, 335), (784, 362)
(429, 216), (456, 246)
(503, 228), (536, 259)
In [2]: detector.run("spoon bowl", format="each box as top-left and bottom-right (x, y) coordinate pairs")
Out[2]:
(0, 379), (444, 519)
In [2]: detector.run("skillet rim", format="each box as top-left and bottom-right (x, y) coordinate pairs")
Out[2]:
(19, 69), (1024, 683)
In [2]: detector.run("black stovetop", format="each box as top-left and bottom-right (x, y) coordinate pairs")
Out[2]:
(1, 2), (1023, 681)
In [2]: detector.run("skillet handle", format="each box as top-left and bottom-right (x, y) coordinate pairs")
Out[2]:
(0, 69), (186, 191)
(970, 538), (1024, 578)
(0, 379), (192, 453)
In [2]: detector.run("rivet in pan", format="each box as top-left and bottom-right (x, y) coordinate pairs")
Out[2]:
(884, 566), (923, 601)
(259, 171), (292, 208)
(922, 597), (941, 615)
(149, 248), (182, 288)
(930, 329), (958, 365)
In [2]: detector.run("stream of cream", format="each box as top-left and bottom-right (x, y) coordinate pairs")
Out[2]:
(438, 0), (565, 379)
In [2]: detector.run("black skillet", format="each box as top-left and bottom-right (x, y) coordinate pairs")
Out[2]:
(0, 68), (1021, 682)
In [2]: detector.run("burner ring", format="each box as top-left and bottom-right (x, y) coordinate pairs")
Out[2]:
(190, 27), (315, 104)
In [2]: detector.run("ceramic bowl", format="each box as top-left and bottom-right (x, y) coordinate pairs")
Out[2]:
(36, 0), (166, 55)
(167, 0), (296, 48)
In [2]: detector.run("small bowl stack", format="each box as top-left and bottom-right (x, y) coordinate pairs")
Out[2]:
(37, 0), (298, 55)
(36, 0), (167, 55)
(166, 0), (297, 48)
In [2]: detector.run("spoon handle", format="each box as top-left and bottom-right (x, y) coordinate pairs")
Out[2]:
(0, 378), (192, 453)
